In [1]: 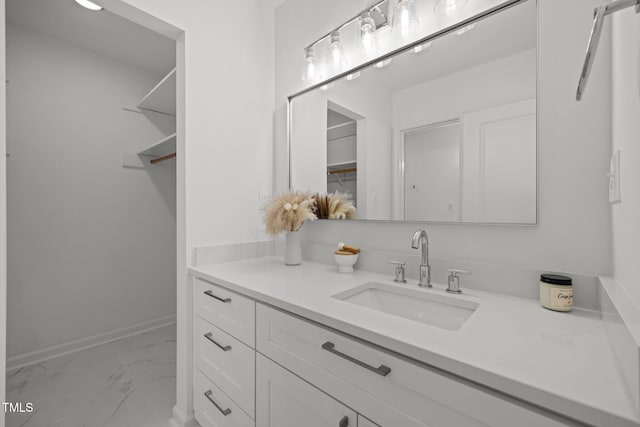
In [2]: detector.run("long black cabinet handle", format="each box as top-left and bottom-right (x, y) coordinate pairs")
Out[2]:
(339, 415), (349, 427)
(204, 290), (231, 303)
(204, 390), (232, 416)
(321, 341), (391, 377)
(204, 333), (232, 351)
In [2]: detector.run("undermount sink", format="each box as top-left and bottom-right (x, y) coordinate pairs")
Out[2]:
(333, 282), (479, 331)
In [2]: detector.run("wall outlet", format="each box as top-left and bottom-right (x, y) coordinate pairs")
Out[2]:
(259, 190), (270, 209)
(608, 150), (621, 204)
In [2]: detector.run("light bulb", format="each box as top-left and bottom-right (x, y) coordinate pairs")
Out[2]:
(394, 0), (420, 39)
(301, 47), (317, 83)
(360, 12), (377, 58)
(328, 30), (345, 72)
(74, 0), (103, 10)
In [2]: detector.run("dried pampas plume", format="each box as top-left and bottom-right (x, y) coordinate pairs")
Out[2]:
(313, 192), (356, 220)
(263, 191), (317, 236)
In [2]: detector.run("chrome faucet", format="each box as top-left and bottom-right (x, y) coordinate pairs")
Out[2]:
(411, 229), (431, 288)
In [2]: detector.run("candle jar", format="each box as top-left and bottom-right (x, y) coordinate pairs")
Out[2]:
(539, 274), (573, 312)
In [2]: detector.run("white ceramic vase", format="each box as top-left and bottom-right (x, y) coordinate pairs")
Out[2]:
(285, 231), (302, 266)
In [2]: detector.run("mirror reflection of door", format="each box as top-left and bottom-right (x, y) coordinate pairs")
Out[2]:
(327, 108), (357, 205)
(403, 120), (461, 222)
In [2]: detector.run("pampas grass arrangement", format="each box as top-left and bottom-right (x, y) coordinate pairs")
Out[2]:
(263, 191), (317, 236)
(313, 192), (356, 220)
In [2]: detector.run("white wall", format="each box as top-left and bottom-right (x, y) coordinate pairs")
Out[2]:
(6, 25), (176, 358)
(0, 0), (7, 421)
(611, 10), (640, 305)
(276, 0), (613, 276)
(92, 1), (276, 424)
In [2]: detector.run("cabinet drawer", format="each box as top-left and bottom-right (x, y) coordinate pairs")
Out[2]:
(256, 304), (570, 427)
(195, 277), (255, 347)
(194, 369), (254, 427)
(256, 353), (357, 427)
(195, 315), (256, 418)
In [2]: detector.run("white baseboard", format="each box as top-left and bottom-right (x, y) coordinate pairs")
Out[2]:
(169, 405), (199, 427)
(6, 315), (176, 372)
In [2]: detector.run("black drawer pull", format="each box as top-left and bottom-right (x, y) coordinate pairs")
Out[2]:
(321, 341), (391, 377)
(204, 290), (231, 303)
(204, 390), (232, 416)
(339, 415), (349, 427)
(204, 333), (232, 351)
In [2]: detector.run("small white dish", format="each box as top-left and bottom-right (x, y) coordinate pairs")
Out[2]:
(335, 253), (358, 273)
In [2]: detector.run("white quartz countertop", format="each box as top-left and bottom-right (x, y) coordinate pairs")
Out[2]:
(189, 257), (638, 427)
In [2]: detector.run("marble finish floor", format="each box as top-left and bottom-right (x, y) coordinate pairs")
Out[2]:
(6, 324), (176, 427)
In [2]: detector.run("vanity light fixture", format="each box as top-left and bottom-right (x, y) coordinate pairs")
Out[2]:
(74, 0), (103, 11)
(301, 47), (318, 83)
(300, 0), (391, 82)
(328, 30), (346, 72)
(360, 11), (378, 58)
(374, 58), (393, 68)
(412, 41), (432, 53)
(434, 0), (467, 16)
(393, 0), (420, 38)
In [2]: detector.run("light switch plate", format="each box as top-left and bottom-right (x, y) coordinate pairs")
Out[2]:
(259, 190), (270, 209)
(609, 150), (621, 204)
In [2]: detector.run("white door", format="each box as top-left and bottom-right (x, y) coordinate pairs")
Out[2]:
(403, 121), (461, 222)
(256, 354), (357, 427)
(462, 99), (536, 223)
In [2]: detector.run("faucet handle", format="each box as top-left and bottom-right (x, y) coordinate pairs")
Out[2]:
(388, 261), (407, 283)
(447, 269), (470, 294)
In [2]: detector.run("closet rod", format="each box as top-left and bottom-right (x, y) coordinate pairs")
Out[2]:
(150, 152), (176, 164)
(327, 167), (357, 175)
(577, 0), (640, 101)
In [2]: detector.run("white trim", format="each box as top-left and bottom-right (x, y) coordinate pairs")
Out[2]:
(6, 316), (176, 372)
(169, 406), (199, 427)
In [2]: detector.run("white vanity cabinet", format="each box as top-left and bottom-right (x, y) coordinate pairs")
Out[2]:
(192, 276), (581, 427)
(255, 304), (575, 427)
(193, 278), (256, 426)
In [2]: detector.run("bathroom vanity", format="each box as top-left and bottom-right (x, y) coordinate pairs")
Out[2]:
(188, 257), (638, 427)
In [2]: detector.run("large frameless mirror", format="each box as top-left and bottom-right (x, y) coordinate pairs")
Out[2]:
(289, 0), (537, 224)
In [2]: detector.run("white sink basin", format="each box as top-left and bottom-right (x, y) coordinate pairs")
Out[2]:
(333, 282), (479, 330)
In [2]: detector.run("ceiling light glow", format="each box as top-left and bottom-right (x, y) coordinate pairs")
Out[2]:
(74, 0), (103, 11)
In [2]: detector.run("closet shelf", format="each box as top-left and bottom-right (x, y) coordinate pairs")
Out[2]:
(138, 133), (176, 158)
(137, 68), (176, 116)
(327, 160), (357, 169)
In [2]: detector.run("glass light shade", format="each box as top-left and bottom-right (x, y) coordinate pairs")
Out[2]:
(434, 0), (468, 16)
(328, 30), (346, 72)
(360, 12), (378, 58)
(74, 0), (103, 10)
(301, 47), (318, 83)
(393, 0), (420, 39)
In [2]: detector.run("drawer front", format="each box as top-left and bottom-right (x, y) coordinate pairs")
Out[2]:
(195, 315), (256, 418)
(195, 277), (255, 347)
(194, 369), (254, 427)
(256, 353), (357, 427)
(256, 304), (570, 427)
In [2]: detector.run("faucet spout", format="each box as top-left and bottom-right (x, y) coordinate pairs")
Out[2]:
(411, 229), (431, 288)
